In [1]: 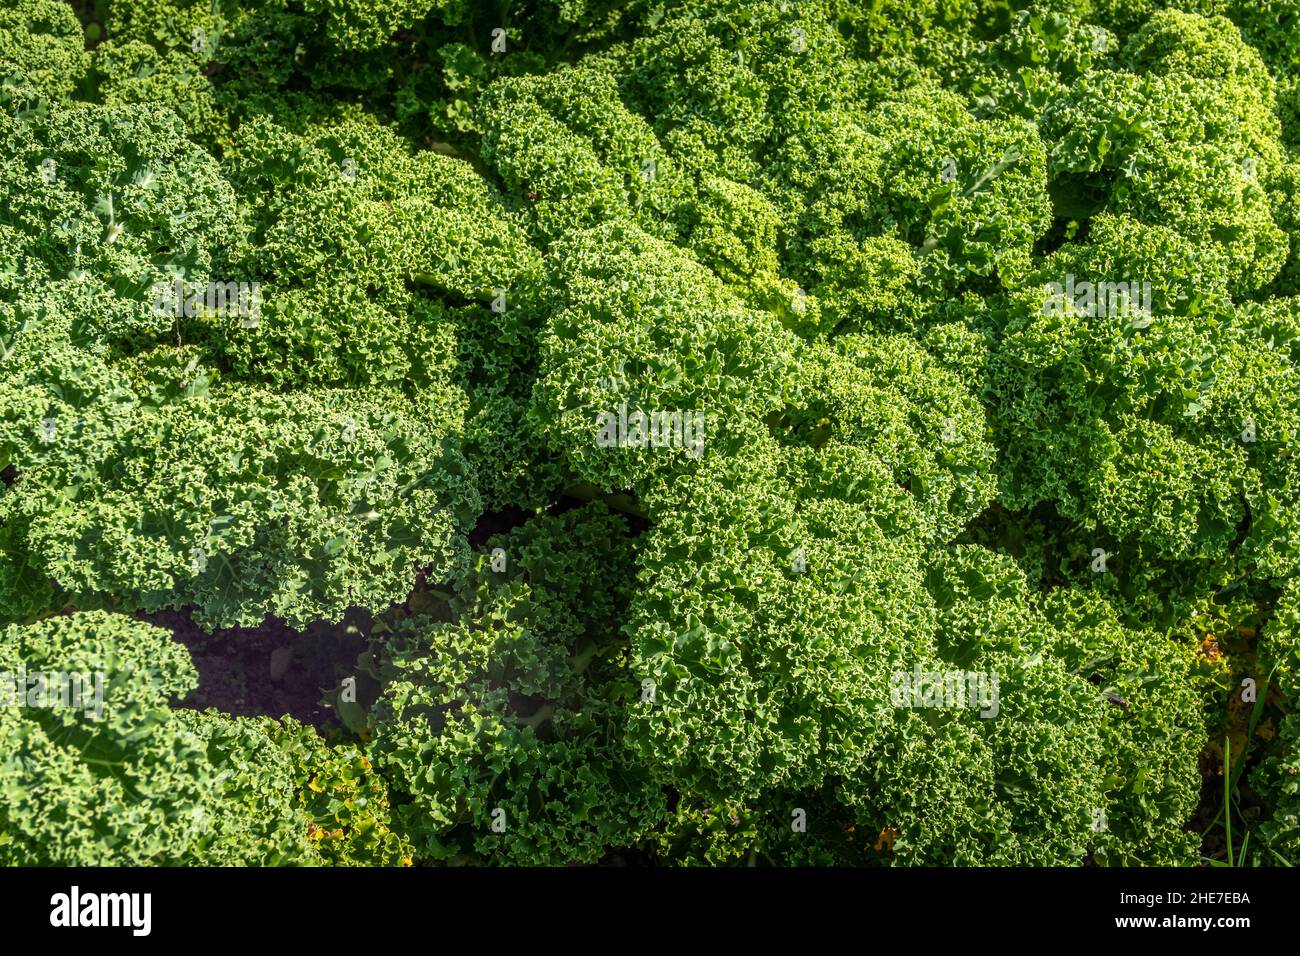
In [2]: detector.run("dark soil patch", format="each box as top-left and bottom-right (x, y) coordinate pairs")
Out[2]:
(469, 506), (534, 548)
(1187, 619), (1278, 865)
(1191, 744), (1269, 864)
(134, 503), (641, 731)
(139, 607), (372, 728)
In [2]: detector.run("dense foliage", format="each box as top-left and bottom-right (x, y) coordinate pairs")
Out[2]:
(2, 0), (1299, 866)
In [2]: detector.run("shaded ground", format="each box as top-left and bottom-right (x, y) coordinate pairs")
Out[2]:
(469, 504), (533, 548)
(139, 606), (372, 728)
(140, 506), (551, 726)
(1191, 673), (1279, 865)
